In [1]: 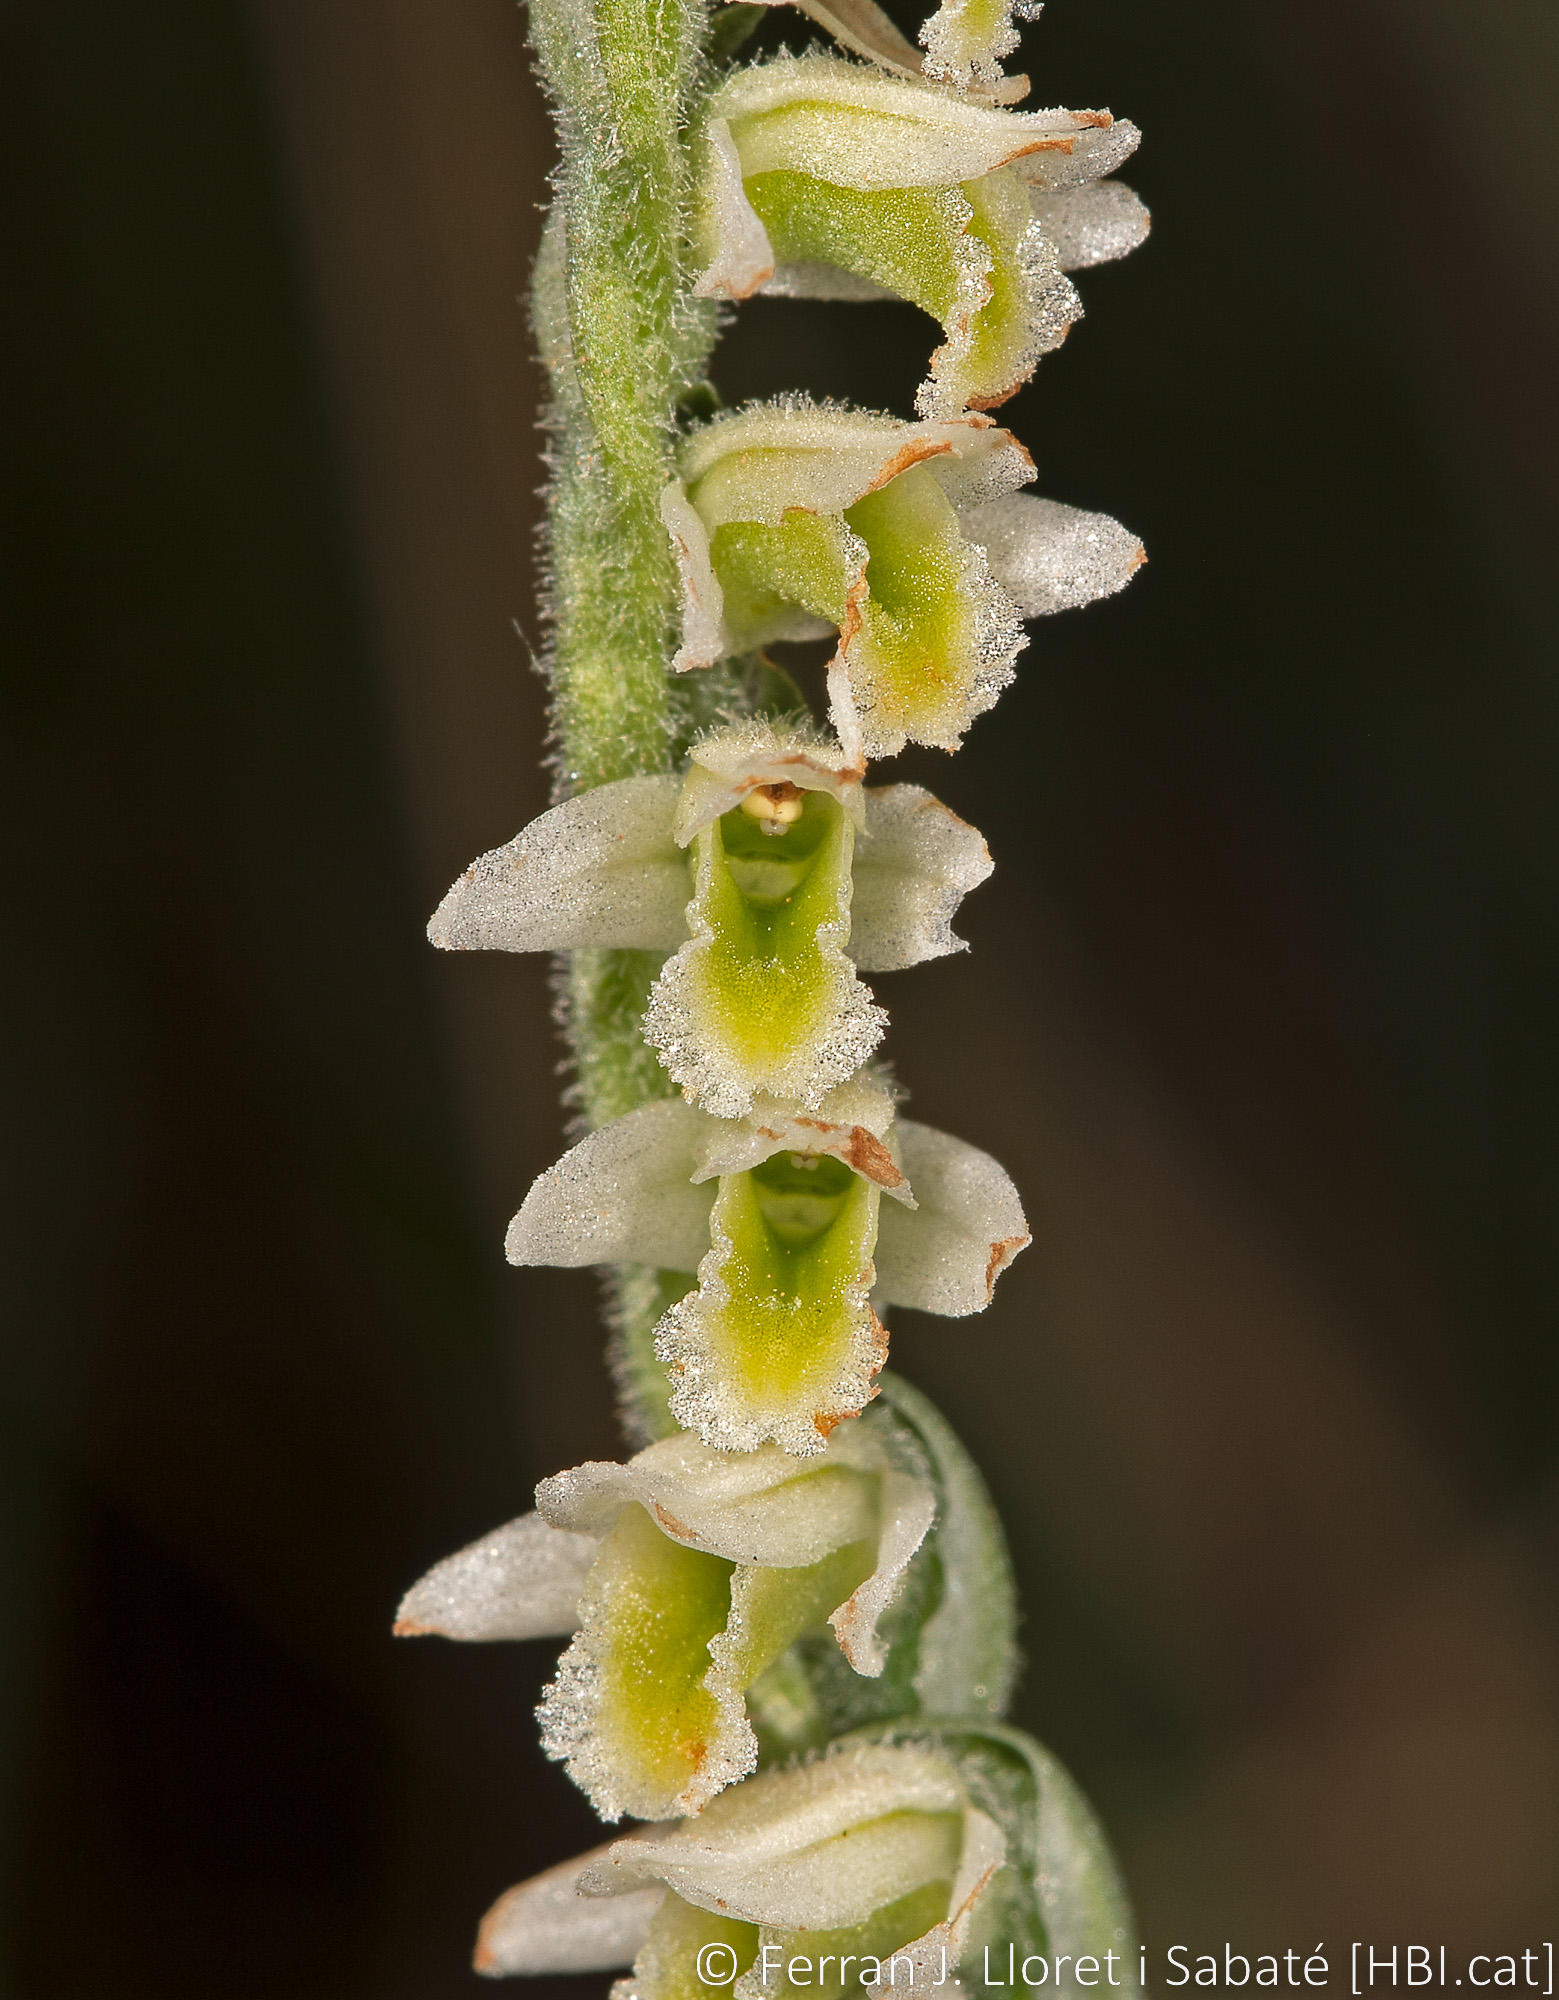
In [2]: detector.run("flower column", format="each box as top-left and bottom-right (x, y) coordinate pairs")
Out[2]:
(398, 0), (1149, 1991)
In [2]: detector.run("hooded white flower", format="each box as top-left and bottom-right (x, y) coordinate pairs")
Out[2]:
(473, 1726), (1138, 2000)
(430, 719), (998, 1110)
(505, 1083), (1029, 1455)
(397, 1425), (935, 1822)
(662, 406), (1143, 758)
(692, 55), (1146, 417)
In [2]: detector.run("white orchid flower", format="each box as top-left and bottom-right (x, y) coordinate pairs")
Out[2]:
(693, 56), (1145, 417)
(505, 1082), (1029, 1456)
(663, 404), (1143, 758)
(396, 1424), (934, 1823)
(473, 1726), (1138, 2000)
(430, 718), (996, 1111)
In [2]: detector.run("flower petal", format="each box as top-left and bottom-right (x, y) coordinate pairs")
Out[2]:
(873, 1120), (1029, 1315)
(645, 788), (886, 1118)
(393, 1511), (598, 1641)
(698, 1074), (912, 1203)
(429, 775), (687, 953)
(918, 0), (1037, 96)
(585, 1742), (968, 1930)
(711, 56), (1112, 194)
(692, 118), (776, 302)
(959, 491), (1146, 618)
(850, 784), (993, 973)
(658, 1156), (888, 1454)
(679, 401), (1026, 533)
(536, 1429), (881, 1569)
(675, 717), (866, 844)
(663, 482), (729, 672)
(1009, 117), (1141, 191)
(1031, 178), (1150, 270)
(534, 1432), (928, 1821)
(824, 464), (1026, 756)
(505, 1097), (716, 1273)
(474, 1844), (666, 1977)
(540, 1504), (759, 1820)
(828, 1466), (936, 1674)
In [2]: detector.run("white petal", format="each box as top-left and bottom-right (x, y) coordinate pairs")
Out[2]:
(874, 1120), (1030, 1316)
(697, 1074), (913, 1204)
(662, 483), (727, 673)
(536, 1427), (883, 1569)
(393, 1512), (598, 1642)
(711, 55), (1113, 193)
(679, 398), (1030, 534)
(829, 1467), (937, 1673)
(505, 1098), (716, 1273)
(1031, 178), (1150, 270)
(584, 1743), (967, 1930)
(475, 1845), (665, 1976)
(860, 1809), (1007, 2000)
(1009, 117), (1141, 191)
(850, 785), (993, 974)
(429, 776), (687, 953)
(692, 119), (776, 302)
(959, 492), (1146, 618)
(675, 716), (866, 843)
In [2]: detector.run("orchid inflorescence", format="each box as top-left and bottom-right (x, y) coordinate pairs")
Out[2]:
(398, 0), (1146, 1988)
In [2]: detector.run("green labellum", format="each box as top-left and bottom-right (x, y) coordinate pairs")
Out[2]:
(708, 468), (1000, 756)
(660, 1149), (886, 1455)
(742, 164), (1042, 411)
(644, 792), (884, 1116)
(577, 1503), (735, 1814)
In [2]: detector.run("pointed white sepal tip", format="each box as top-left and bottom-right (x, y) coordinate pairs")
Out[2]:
(1031, 179), (1150, 272)
(474, 1844), (665, 1978)
(959, 492), (1146, 620)
(874, 1119), (1030, 1316)
(428, 775), (688, 955)
(850, 784), (994, 974)
(393, 1511), (598, 1642)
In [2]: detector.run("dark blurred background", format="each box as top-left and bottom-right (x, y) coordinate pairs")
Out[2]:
(2, 0), (1557, 1992)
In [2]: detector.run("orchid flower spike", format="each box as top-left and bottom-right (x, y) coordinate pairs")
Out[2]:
(665, 405), (1144, 758)
(694, 55), (1147, 417)
(395, 1381), (1019, 1823)
(472, 1726), (1138, 2000)
(505, 1079), (1029, 1455)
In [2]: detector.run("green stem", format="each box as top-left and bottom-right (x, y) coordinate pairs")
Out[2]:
(530, 0), (717, 1434)
(529, 0), (714, 792)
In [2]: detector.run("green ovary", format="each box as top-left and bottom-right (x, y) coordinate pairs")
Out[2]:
(740, 164), (1036, 406)
(690, 793), (854, 1078)
(703, 1152), (882, 1420)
